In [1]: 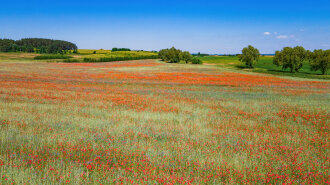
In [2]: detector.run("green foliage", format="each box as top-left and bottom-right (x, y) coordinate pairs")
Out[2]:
(191, 57), (203, 64)
(307, 49), (330, 75)
(238, 45), (260, 68)
(159, 47), (193, 63)
(158, 49), (170, 61)
(0, 38), (77, 54)
(63, 59), (81, 63)
(112, 48), (131, 51)
(34, 55), (73, 60)
(273, 46), (307, 73)
(0, 39), (15, 52)
(180, 51), (193, 63)
(93, 51), (97, 54)
(167, 47), (182, 63)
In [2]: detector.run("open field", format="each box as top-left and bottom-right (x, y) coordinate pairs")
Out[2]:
(198, 56), (330, 80)
(0, 50), (158, 63)
(0, 58), (329, 184)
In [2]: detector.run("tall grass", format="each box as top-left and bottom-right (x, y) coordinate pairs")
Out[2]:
(1, 55), (328, 184)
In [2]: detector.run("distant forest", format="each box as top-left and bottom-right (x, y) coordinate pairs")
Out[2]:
(0, 38), (78, 54)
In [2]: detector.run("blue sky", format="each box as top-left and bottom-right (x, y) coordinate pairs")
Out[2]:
(1, 0), (330, 54)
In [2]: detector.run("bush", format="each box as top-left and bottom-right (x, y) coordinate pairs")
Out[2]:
(191, 58), (203, 64)
(83, 58), (98, 62)
(63, 59), (81, 63)
(159, 47), (194, 63)
(34, 55), (73, 60)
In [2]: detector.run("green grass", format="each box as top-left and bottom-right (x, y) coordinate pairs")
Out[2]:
(198, 56), (330, 79)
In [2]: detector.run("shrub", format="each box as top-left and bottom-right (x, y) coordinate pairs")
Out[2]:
(83, 58), (98, 62)
(191, 58), (203, 64)
(34, 55), (73, 60)
(63, 59), (81, 63)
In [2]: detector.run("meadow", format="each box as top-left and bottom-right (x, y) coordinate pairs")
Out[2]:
(0, 57), (329, 184)
(198, 56), (330, 80)
(0, 49), (158, 63)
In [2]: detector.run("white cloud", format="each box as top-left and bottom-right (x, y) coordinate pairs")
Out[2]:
(276, 35), (288, 39)
(264, 32), (271, 35)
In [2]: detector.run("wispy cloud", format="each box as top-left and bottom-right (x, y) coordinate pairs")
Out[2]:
(264, 32), (271, 35)
(276, 35), (288, 39)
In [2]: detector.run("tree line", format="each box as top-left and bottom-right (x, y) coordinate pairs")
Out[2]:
(238, 45), (329, 75)
(0, 38), (78, 54)
(158, 47), (202, 64)
(112, 48), (131, 51)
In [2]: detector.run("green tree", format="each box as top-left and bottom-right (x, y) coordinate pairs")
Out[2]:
(238, 45), (260, 68)
(180, 51), (192, 63)
(159, 47), (182, 63)
(167, 47), (182, 63)
(26, 45), (34, 53)
(273, 46), (307, 73)
(308, 49), (330, 75)
(158, 49), (170, 61)
(0, 39), (15, 52)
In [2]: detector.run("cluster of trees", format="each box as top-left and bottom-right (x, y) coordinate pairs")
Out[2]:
(274, 47), (330, 75)
(239, 45), (329, 75)
(0, 38), (78, 54)
(0, 39), (34, 53)
(158, 47), (202, 64)
(112, 48), (131, 51)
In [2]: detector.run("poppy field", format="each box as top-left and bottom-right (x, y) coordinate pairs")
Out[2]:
(0, 59), (329, 184)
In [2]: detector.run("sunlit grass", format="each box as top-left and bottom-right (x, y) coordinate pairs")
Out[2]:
(0, 59), (329, 184)
(198, 56), (330, 79)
